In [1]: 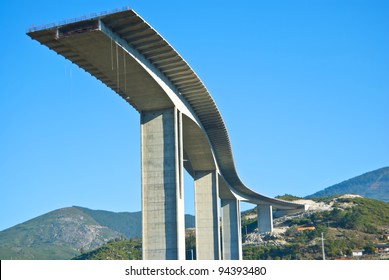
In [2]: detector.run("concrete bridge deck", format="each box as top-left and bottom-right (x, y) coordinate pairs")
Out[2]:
(28, 8), (305, 260)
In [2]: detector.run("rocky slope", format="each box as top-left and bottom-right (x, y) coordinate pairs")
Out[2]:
(0, 207), (121, 259)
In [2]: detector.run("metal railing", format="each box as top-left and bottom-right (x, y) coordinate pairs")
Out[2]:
(27, 6), (131, 33)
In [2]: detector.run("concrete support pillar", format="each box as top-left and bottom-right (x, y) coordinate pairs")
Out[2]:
(221, 198), (242, 260)
(257, 205), (273, 234)
(141, 107), (185, 260)
(194, 171), (221, 260)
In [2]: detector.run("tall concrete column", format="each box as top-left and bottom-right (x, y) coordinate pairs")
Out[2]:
(194, 171), (221, 260)
(221, 198), (242, 260)
(141, 107), (185, 260)
(257, 205), (273, 234)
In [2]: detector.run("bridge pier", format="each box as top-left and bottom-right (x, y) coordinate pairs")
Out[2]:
(257, 205), (273, 234)
(194, 170), (221, 260)
(221, 198), (242, 260)
(141, 107), (185, 260)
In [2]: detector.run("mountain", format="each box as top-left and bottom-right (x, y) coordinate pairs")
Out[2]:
(0, 206), (195, 260)
(307, 167), (389, 202)
(0, 207), (121, 260)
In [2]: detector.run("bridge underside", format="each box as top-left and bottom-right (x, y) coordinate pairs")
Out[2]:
(28, 9), (305, 260)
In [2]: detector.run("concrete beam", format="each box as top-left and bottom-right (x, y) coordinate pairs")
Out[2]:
(221, 198), (242, 260)
(257, 205), (273, 234)
(141, 107), (185, 260)
(194, 170), (221, 260)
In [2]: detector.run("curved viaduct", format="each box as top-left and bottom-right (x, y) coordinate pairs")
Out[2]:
(28, 8), (305, 260)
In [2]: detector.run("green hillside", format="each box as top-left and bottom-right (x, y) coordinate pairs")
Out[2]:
(74, 195), (389, 260)
(73, 231), (198, 260)
(73, 238), (142, 260)
(73, 207), (141, 239)
(308, 167), (389, 202)
(0, 206), (195, 260)
(315, 196), (389, 232)
(243, 196), (389, 260)
(0, 207), (120, 260)
(73, 207), (195, 238)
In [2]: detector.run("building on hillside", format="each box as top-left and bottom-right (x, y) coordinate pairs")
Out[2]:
(375, 244), (389, 254)
(297, 226), (315, 231)
(352, 250), (364, 257)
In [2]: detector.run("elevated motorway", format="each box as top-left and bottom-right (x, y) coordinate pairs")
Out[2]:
(28, 7), (305, 260)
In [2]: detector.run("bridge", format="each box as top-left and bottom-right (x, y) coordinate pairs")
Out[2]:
(27, 7), (305, 260)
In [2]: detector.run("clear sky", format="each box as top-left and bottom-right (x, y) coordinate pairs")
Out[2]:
(1, 0), (388, 231)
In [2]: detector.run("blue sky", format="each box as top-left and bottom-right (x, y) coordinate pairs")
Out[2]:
(1, 0), (388, 231)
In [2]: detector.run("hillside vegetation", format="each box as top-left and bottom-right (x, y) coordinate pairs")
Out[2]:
(73, 238), (141, 260)
(0, 207), (121, 260)
(73, 207), (142, 239)
(72, 195), (389, 260)
(242, 195), (389, 260)
(0, 206), (194, 260)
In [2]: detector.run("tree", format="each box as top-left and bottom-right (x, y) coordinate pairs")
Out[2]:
(363, 244), (376, 255)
